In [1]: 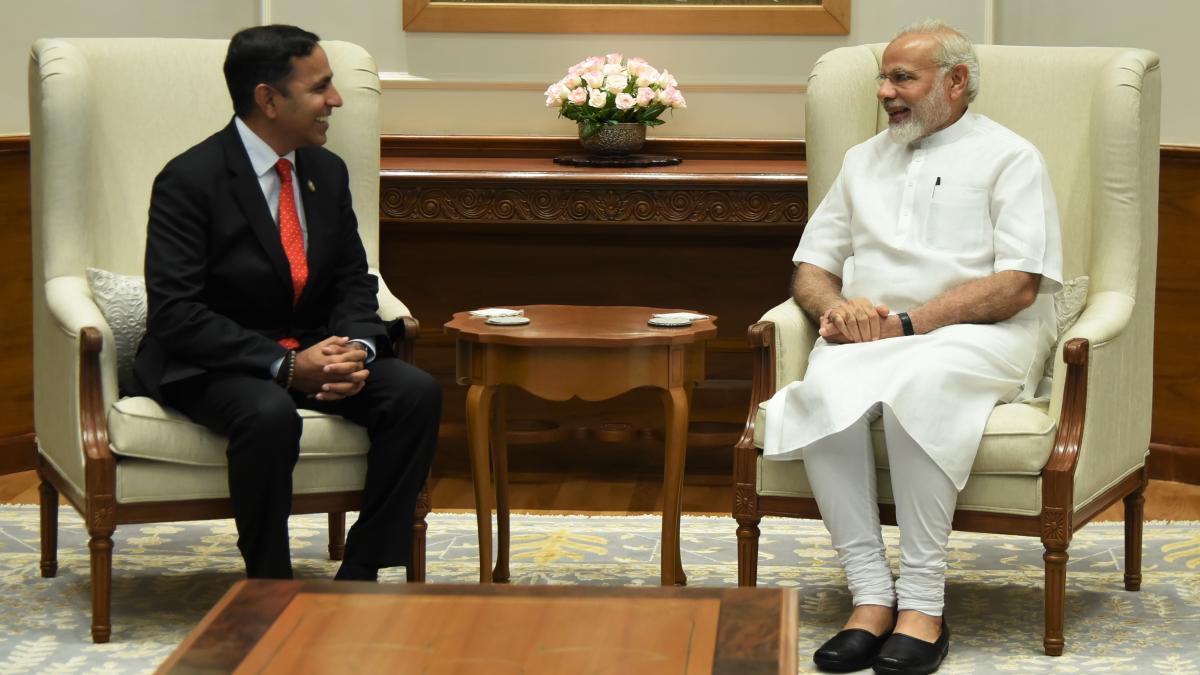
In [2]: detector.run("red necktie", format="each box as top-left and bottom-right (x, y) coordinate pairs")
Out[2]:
(276, 158), (307, 350)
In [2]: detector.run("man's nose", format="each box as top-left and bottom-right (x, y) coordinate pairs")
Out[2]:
(877, 79), (895, 101)
(328, 84), (344, 108)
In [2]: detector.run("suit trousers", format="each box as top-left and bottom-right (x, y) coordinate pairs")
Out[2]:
(802, 404), (959, 615)
(162, 357), (441, 579)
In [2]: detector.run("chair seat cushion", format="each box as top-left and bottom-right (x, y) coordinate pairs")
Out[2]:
(108, 396), (369, 467)
(115, 456), (367, 503)
(753, 399), (1056, 475)
(752, 400), (1057, 515)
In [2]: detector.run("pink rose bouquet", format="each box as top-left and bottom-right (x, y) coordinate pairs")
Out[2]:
(545, 53), (686, 139)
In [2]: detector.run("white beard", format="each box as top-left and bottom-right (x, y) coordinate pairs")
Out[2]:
(886, 83), (952, 146)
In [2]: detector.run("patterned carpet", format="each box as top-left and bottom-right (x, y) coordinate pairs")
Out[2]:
(1, 505), (1198, 673)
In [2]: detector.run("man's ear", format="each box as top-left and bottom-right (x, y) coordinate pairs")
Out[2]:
(946, 63), (970, 102)
(253, 83), (279, 120)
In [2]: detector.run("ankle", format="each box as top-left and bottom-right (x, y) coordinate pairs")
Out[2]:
(843, 604), (896, 636)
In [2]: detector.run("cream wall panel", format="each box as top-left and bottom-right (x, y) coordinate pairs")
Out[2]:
(3, 0), (253, 135)
(379, 88), (805, 138)
(259, 0), (986, 138)
(5, 0), (1192, 143)
(995, 0), (1196, 145)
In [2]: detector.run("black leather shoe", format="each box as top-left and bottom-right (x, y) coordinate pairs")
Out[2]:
(334, 561), (379, 582)
(813, 628), (894, 672)
(873, 621), (950, 675)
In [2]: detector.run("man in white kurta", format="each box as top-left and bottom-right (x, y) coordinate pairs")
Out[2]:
(764, 21), (1062, 675)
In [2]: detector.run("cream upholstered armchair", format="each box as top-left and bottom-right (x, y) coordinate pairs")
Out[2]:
(29, 38), (428, 643)
(733, 45), (1160, 656)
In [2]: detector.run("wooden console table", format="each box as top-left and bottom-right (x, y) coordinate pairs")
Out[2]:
(378, 138), (807, 484)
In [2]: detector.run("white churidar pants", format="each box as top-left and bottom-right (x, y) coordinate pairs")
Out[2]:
(803, 404), (959, 615)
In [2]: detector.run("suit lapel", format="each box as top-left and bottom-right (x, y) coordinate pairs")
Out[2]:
(221, 123), (294, 295)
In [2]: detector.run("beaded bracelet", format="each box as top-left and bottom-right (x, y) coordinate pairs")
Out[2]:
(276, 350), (296, 390)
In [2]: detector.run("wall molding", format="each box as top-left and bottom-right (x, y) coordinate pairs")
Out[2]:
(0, 135), (30, 153)
(381, 134), (806, 160)
(379, 73), (807, 95)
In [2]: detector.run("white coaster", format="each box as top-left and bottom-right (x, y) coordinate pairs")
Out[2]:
(470, 307), (524, 318)
(486, 315), (531, 326)
(648, 316), (693, 327)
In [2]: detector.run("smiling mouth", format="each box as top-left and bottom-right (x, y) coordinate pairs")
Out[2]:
(884, 104), (910, 123)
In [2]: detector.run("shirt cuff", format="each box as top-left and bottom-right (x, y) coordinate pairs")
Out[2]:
(349, 337), (376, 363)
(270, 355), (284, 378)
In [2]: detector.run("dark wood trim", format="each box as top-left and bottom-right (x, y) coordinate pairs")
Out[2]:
(0, 135), (30, 154)
(381, 135), (806, 161)
(1148, 442), (1200, 484)
(0, 433), (35, 475)
(1160, 144), (1200, 160)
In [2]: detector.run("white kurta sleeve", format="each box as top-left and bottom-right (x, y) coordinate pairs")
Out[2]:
(793, 166), (854, 276)
(990, 146), (1064, 293)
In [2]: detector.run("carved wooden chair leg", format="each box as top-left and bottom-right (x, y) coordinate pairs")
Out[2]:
(1041, 541), (1068, 656)
(1123, 475), (1147, 592)
(88, 524), (115, 643)
(39, 478), (59, 578)
(327, 512), (346, 561)
(407, 479), (431, 583)
(735, 514), (763, 587)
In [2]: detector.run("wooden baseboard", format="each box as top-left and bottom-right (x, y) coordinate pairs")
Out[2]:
(1148, 443), (1200, 485)
(0, 433), (36, 475)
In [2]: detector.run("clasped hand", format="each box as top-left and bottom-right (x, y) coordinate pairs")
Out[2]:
(820, 297), (899, 344)
(291, 336), (369, 401)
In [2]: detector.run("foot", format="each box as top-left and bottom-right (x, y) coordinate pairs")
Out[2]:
(893, 610), (942, 644)
(844, 604), (897, 636)
(334, 560), (379, 582)
(873, 618), (949, 675)
(813, 605), (896, 672)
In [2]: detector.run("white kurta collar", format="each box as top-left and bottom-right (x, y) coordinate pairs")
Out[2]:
(914, 109), (976, 150)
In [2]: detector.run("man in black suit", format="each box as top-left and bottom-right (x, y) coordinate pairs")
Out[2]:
(134, 25), (440, 581)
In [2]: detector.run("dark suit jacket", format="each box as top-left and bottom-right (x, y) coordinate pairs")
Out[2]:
(133, 120), (389, 400)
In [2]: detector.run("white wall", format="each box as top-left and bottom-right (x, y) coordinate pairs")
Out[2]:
(4, 0), (253, 136)
(5, 0), (1197, 143)
(995, 0), (1195, 145)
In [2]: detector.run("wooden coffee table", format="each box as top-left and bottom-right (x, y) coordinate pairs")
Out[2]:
(158, 580), (797, 674)
(444, 305), (718, 586)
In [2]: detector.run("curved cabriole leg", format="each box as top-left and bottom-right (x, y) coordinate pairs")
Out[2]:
(327, 512), (346, 561)
(466, 384), (497, 583)
(491, 388), (511, 584)
(39, 479), (59, 578)
(1123, 474), (1146, 592)
(660, 385), (689, 586)
(408, 480), (430, 583)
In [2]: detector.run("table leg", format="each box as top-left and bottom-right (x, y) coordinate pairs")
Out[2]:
(491, 387), (511, 583)
(660, 385), (689, 586)
(466, 383), (497, 583)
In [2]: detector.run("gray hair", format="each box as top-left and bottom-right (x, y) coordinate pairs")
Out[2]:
(894, 19), (980, 102)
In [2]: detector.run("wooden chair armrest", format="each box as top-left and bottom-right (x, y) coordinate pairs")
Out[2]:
(389, 316), (421, 364)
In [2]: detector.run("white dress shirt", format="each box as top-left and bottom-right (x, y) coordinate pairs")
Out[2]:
(233, 118), (375, 373)
(764, 112), (1063, 488)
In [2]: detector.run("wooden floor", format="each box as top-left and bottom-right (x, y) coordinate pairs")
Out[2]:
(2, 469), (1198, 520)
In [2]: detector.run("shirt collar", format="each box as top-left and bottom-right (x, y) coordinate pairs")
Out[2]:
(234, 116), (297, 177)
(915, 108), (977, 149)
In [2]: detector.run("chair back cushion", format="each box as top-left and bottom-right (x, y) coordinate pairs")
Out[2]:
(29, 38), (381, 282)
(807, 44), (1158, 296)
